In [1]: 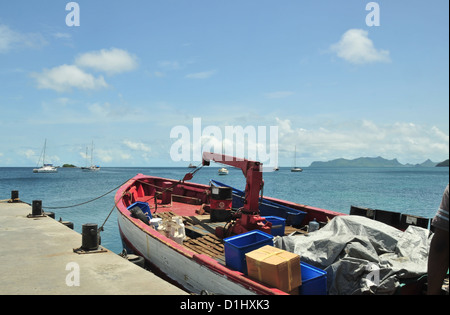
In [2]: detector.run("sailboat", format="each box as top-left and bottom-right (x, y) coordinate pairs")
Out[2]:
(218, 142), (228, 175)
(291, 145), (303, 172)
(218, 167), (229, 175)
(33, 139), (58, 173)
(81, 141), (100, 172)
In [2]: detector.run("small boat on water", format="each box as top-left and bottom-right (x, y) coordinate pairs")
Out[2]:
(33, 164), (58, 173)
(33, 139), (57, 173)
(115, 152), (432, 295)
(291, 145), (302, 172)
(81, 141), (100, 172)
(218, 167), (229, 175)
(81, 165), (101, 172)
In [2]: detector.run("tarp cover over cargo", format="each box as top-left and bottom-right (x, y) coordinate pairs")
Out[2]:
(274, 215), (431, 295)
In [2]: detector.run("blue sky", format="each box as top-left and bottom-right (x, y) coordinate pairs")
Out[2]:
(0, 0), (448, 167)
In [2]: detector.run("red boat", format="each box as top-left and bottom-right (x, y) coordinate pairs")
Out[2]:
(115, 152), (343, 295)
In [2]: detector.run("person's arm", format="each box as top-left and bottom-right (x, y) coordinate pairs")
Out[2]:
(427, 227), (449, 295)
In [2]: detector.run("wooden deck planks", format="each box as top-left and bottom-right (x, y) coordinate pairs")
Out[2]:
(154, 211), (226, 264)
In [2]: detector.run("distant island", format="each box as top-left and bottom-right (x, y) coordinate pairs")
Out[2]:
(309, 156), (448, 168)
(62, 164), (77, 168)
(436, 159), (449, 167)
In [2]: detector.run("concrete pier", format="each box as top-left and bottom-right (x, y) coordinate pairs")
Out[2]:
(0, 200), (188, 295)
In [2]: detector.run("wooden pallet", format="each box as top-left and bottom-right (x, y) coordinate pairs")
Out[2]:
(183, 234), (225, 264)
(154, 212), (226, 263)
(154, 211), (178, 221)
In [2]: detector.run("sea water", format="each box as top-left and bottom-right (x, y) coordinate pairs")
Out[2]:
(1, 166), (448, 254)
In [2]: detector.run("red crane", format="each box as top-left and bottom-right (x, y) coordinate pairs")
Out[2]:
(202, 152), (272, 238)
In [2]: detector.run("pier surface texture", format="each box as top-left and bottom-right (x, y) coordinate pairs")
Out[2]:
(0, 201), (187, 295)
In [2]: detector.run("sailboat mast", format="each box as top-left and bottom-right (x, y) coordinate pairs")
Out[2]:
(43, 139), (47, 165)
(294, 145), (296, 168)
(91, 141), (94, 166)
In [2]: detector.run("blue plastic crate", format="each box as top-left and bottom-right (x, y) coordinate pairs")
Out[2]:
(264, 216), (286, 236)
(127, 201), (152, 220)
(299, 262), (327, 295)
(224, 230), (274, 274)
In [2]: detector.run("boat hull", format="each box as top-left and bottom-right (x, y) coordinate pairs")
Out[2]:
(33, 166), (58, 173)
(81, 166), (100, 172)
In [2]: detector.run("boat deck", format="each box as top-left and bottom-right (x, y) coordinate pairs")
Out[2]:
(122, 175), (312, 269)
(152, 210), (307, 266)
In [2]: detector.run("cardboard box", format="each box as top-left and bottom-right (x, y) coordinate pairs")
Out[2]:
(245, 245), (301, 293)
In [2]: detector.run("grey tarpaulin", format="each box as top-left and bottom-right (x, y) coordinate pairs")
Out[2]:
(274, 215), (432, 295)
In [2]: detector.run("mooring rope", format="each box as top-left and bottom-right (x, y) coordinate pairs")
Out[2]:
(99, 164), (205, 230)
(14, 164), (206, 234)
(39, 177), (134, 210)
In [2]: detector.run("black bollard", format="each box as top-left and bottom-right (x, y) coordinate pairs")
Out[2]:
(11, 190), (19, 202)
(32, 200), (43, 216)
(81, 223), (100, 251)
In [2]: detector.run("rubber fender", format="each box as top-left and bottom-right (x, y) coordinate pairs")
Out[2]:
(45, 212), (55, 219)
(127, 254), (145, 268)
(60, 220), (74, 229)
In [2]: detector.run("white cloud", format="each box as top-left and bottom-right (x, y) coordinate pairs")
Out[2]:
(123, 140), (152, 153)
(0, 24), (47, 53)
(95, 149), (114, 163)
(88, 102), (127, 118)
(22, 149), (36, 159)
(0, 24), (16, 53)
(185, 70), (216, 79)
(275, 118), (449, 164)
(75, 48), (138, 75)
(330, 29), (390, 64)
(431, 126), (450, 143)
(158, 60), (181, 70)
(30, 48), (138, 92)
(53, 32), (71, 40)
(122, 140), (152, 161)
(31, 64), (108, 92)
(153, 71), (166, 77)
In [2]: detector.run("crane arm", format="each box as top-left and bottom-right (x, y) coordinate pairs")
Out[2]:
(202, 152), (263, 213)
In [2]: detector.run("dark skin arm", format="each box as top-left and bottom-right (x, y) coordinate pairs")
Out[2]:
(427, 227), (449, 295)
